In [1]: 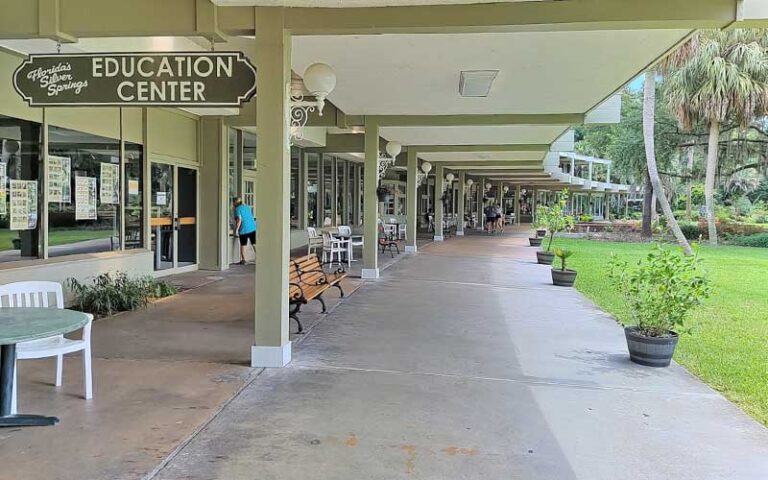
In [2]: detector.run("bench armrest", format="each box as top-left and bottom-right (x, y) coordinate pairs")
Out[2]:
(289, 282), (305, 301)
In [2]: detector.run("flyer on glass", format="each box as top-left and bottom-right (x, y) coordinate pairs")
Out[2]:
(0, 162), (7, 216)
(10, 179), (37, 230)
(48, 155), (71, 203)
(100, 162), (120, 205)
(75, 176), (97, 220)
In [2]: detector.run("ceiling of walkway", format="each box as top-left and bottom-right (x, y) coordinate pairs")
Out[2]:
(213, 0), (536, 6)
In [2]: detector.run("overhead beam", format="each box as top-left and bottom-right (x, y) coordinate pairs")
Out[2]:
(283, 0), (737, 35)
(38, 0), (77, 43)
(372, 114), (583, 127)
(431, 161), (544, 169)
(0, 0), (744, 41)
(409, 144), (550, 153)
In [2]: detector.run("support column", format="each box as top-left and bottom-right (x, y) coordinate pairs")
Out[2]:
(605, 193), (611, 220)
(457, 172), (466, 235)
(199, 117), (229, 271)
(362, 117), (380, 278)
(252, 8), (291, 367)
(477, 178), (484, 229)
(405, 149), (418, 252)
(515, 185), (521, 225)
(434, 165), (444, 241)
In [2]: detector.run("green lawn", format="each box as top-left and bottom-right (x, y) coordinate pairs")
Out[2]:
(554, 238), (768, 426)
(0, 229), (113, 250)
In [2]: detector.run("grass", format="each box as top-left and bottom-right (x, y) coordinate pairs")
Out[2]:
(554, 237), (768, 427)
(0, 228), (113, 250)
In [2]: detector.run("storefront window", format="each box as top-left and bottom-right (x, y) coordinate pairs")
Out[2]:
(243, 131), (256, 171)
(336, 159), (345, 225)
(48, 126), (119, 258)
(228, 128), (238, 200)
(347, 163), (356, 225)
(124, 142), (143, 249)
(0, 115), (41, 263)
(290, 147), (299, 229)
(322, 154), (334, 225)
(307, 153), (319, 227)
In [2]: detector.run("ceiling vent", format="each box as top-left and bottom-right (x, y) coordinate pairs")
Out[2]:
(459, 70), (498, 97)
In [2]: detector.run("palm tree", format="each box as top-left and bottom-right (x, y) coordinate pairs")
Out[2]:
(662, 29), (768, 245)
(643, 71), (693, 255)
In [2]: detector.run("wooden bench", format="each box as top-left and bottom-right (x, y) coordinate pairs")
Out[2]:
(288, 254), (348, 333)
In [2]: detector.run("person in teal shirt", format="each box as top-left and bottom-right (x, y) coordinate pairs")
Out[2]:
(233, 197), (257, 265)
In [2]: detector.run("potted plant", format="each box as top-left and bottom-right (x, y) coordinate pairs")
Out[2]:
(529, 217), (544, 246)
(609, 245), (711, 367)
(536, 190), (574, 265)
(551, 247), (576, 287)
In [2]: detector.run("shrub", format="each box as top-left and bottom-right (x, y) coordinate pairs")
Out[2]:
(68, 272), (177, 317)
(537, 190), (575, 252)
(697, 219), (767, 239)
(679, 222), (703, 240)
(729, 232), (768, 248)
(609, 245), (711, 337)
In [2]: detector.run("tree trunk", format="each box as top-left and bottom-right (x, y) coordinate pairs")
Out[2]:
(641, 171), (653, 239)
(686, 147), (694, 221)
(642, 71), (693, 255)
(705, 120), (720, 245)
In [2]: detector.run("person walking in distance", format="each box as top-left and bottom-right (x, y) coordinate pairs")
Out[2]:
(232, 196), (257, 265)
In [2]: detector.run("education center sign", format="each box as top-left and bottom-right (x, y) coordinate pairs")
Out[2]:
(13, 52), (257, 107)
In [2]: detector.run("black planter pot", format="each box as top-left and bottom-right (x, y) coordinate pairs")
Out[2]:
(536, 229), (546, 238)
(528, 237), (542, 247)
(624, 327), (679, 367)
(551, 268), (577, 287)
(536, 250), (554, 265)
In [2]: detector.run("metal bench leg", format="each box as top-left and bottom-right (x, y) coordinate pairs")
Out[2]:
(334, 283), (344, 298)
(315, 295), (327, 313)
(290, 304), (304, 334)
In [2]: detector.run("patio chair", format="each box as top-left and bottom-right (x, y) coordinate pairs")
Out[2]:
(339, 225), (363, 261)
(322, 232), (345, 265)
(0, 281), (93, 415)
(307, 227), (323, 256)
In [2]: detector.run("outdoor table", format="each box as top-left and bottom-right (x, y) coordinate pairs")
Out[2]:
(0, 308), (90, 427)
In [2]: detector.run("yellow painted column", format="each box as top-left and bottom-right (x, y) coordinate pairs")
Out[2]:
(434, 164), (444, 241)
(252, 7), (291, 367)
(362, 117), (380, 278)
(405, 148), (418, 253)
(457, 172), (466, 236)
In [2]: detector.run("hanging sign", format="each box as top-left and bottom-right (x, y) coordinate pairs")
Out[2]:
(13, 52), (256, 107)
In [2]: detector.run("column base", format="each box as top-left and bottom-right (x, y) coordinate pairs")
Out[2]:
(361, 268), (380, 279)
(456, 230), (465, 236)
(405, 245), (417, 253)
(433, 235), (444, 242)
(251, 342), (292, 368)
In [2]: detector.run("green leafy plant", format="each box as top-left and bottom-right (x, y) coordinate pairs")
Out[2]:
(553, 247), (573, 271)
(68, 272), (178, 317)
(608, 244), (711, 337)
(729, 232), (768, 248)
(578, 213), (593, 223)
(537, 190), (576, 252)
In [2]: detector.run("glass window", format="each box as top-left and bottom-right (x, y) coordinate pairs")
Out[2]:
(151, 163), (174, 270)
(228, 128), (238, 200)
(347, 163), (356, 225)
(244, 180), (255, 214)
(322, 155), (334, 226)
(290, 147), (299, 229)
(243, 131), (256, 171)
(395, 183), (406, 216)
(0, 115), (42, 263)
(307, 153), (319, 227)
(124, 142), (143, 249)
(336, 159), (345, 225)
(48, 125), (120, 258)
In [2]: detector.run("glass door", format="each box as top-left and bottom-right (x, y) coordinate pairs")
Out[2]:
(151, 162), (197, 271)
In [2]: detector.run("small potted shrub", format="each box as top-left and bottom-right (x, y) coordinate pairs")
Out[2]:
(609, 245), (711, 367)
(536, 190), (574, 265)
(529, 217), (545, 246)
(551, 247), (576, 287)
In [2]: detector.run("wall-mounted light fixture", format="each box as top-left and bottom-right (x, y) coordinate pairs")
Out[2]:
(289, 63), (337, 144)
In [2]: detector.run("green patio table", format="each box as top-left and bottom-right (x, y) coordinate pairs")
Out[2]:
(0, 308), (90, 427)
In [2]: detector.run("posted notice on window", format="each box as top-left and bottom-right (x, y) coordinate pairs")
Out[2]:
(0, 162), (7, 216)
(10, 179), (38, 230)
(75, 176), (97, 220)
(48, 155), (71, 203)
(100, 162), (119, 205)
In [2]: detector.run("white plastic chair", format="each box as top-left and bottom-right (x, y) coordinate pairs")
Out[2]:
(307, 227), (323, 256)
(0, 281), (93, 415)
(322, 232), (344, 265)
(398, 224), (407, 240)
(382, 224), (397, 239)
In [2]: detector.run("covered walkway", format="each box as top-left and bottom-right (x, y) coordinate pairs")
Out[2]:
(153, 230), (768, 480)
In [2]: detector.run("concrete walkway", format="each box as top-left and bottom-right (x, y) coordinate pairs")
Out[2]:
(153, 228), (768, 480)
